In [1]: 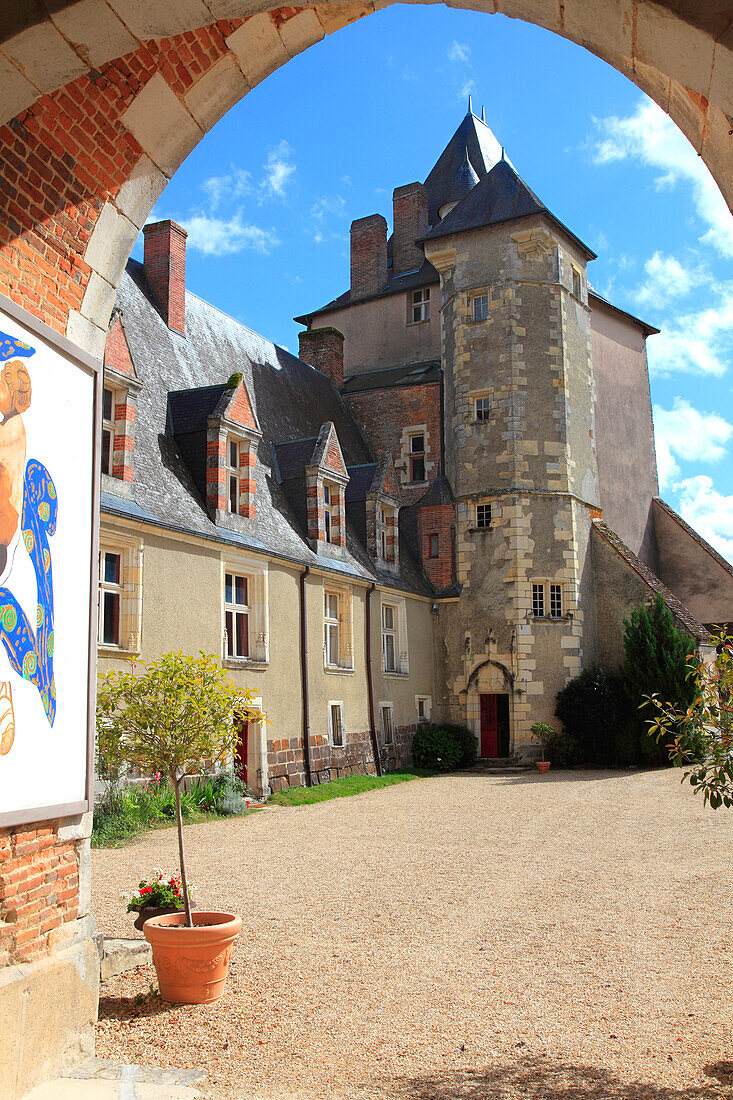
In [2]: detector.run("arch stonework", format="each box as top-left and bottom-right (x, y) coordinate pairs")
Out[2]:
(0, 1), (731, 359)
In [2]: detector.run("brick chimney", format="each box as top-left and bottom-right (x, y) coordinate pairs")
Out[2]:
(299, 327), (345, 387)
(350, 214), (387, 301)
(392, 182), (428, 276)
(143, 220), (187, 335)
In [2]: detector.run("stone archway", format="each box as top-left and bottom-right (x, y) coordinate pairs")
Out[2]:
(0, 1), (731, 359)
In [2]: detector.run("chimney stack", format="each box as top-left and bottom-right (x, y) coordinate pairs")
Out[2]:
(350, 214), (387, 301)
(299, 327), (345, 387)
(143, 220), (187, 335)
(392, 182), (428, 276)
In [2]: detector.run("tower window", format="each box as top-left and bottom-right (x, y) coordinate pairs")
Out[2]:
(475, 396), (490, 423)
(428, 533), (439, 558)
(473, 294), (489, 322)
(409, 434), (426, 482)
(476, 504), (491, 529)
(410, 288), (430, 324)
(572, 267), (582, 299)
(532, 583), (545, 618)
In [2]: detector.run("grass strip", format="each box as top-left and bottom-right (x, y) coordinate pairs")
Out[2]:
(268, 769), (432, 806)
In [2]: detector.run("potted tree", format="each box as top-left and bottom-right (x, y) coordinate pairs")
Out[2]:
(97, 651), (262, 1004)
(530, 722), (555, 773)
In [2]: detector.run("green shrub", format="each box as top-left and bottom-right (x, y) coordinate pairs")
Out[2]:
(555, 665), (626, 765)
(531, 722), (577, 767)
(412, 723), (476, 772)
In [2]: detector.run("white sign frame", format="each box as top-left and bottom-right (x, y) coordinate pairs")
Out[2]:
(0, 291), (100, 828)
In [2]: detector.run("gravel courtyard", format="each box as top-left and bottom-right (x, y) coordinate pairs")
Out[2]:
(92, 770), (733, 1100)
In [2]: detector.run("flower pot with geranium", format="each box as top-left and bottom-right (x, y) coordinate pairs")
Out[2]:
(97, 651), (263, 1004)
(127, 870), (196, 931)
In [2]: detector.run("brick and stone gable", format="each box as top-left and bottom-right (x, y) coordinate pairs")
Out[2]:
(104, 311), (137, 380)
(309, 422), (348, 482)
(220, 377), (259, 434)
(305, 423), (350, 549)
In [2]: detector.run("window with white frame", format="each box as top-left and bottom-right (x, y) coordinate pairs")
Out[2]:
(225, 573), (249, 658)
(380, 703), (394, 745)
(474, 395), (491, 423)
(226, 437), (241, 514)
(476, 503), (491, 529)
(329, 702), (345, 748)
(324, 586), (352, 669)
(381, 596), (408, 675)
(472, 293), (489, 322)
(416, 695), (431, 723)
(99, 549), (122, 646)
(324, 481), (336, 543)
(410, 288), (430, 323)
(531, 582), (563, 619)
(101, 387), (115, 477)
(222, 557), (269, 664)
(408, 434), (426, 483)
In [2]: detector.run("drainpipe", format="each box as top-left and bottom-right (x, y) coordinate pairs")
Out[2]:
(299, 566), (313, 787)
(366, 582), (383, 777)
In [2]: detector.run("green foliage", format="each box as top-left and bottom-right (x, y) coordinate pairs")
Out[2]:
(645, 633), (733, 809)
(97, 652), (260, 782)
(621, 596), (697, 765)
(126, 871), (192, 913)
(269, 770), (424, 806)
(412, 722), (476, 772)
(530, 722), (577, 767)
(226, 372), (243, 388)
(555, 665), (627, 765)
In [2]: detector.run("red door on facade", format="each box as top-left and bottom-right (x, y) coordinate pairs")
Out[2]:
(234, 721), (249, 786)
(479, 694), (498, 758)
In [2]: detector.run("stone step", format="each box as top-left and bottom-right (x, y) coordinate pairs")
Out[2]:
(24, 1060), (205, 1100)
(97, 935), (152, 981)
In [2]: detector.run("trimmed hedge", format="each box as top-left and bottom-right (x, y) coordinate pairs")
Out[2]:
(412, 722), (477, 772)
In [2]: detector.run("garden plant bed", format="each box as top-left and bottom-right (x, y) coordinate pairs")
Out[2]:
(93, 770), (733, 1100)
(268, 769), (431, 806)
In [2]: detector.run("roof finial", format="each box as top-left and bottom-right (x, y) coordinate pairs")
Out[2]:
(501, 146), (505, 161)
(481, 105), (486, 123)
(467, 94), (473, 116)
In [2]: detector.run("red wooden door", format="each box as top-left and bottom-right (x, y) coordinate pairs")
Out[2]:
(234, 721), (249, 786)
(480, 694), (498, 758)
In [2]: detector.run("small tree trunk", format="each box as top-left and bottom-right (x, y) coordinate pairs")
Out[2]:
(173, 776), (193, 927)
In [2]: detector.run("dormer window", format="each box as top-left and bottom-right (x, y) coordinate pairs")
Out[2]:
(410, 288), (430, 324)
(101, 387), (114, 476)
(378, 503), (397, 563)
(227, 438), (241, 513)
(324, 482), (336, 543)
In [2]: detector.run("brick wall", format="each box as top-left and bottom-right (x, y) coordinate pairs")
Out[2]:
(378, 724), (415, 773)
(104, 315), (135, 377)
(345, 382), (442, 505)
(0, 822), (80, 965)
(267, 731), (376, 792)
(417, 502), (455, 589)
(350, 214), (387, 302)
(392, 183), (428, 277)
(299, 328), (344, 386)
(143, 220), (187, 333)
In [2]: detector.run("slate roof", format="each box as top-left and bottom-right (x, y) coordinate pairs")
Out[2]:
(416, 476), (454, 508)
(167, 384), (228, 434)
(420, 158), (596, 261)
(294, 259), (439, 326)
(341, 361), (441, 395)
(422, 109), (503, 226)
(345, 464), (379, 503)
(102, 259), (432, 596)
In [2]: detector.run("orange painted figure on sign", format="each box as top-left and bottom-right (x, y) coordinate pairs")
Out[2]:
(0, 360), (32, 579)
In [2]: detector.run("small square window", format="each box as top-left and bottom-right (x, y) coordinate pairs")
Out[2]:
(473, 294), (489, 322)
(475, 396), (491, 423)
(409, 435), (426, 483)
(380, 704), (394, 745)
(416, 696), (431, 724)
(476, 504), (491, 529)
(532, 583), (545, 618)
(410, 288), (430, 324)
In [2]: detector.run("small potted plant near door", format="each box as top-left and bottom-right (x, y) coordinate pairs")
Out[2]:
(97, 651), (262, 1004)
(530, 722), (555, 774)
(126, 870), (196, 932)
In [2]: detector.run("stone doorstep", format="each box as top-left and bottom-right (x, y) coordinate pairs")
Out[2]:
(24, 1059), (206, 1099)
(96, 934), (153, 981)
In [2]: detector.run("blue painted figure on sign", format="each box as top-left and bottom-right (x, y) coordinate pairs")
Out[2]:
(0, 331), (57, 745)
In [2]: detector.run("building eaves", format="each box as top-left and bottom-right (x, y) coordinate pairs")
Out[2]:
(589, 289), (660, 337)
(653, 497), (733, 579)
(294, 260), (439, 326)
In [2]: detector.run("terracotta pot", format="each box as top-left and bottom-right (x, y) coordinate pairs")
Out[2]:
(143, 910), (242, 1004)
(132, 904), (193, 932)
(536, 760), (551, 774)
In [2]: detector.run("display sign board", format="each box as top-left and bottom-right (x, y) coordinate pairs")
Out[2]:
(0, 293), (99, 827)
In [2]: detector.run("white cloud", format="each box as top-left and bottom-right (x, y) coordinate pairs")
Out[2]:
(448, 40), (471, 64)
(675, 475), (733, 560)
(653, 397), (733, 489)
(179, 214), (280, 256)
(460, 79), (475, 99)
(200, 169), (252, 211)
(647, 284), (733, 377)
(261, 140), (295, 199)
(633, 251), (706, 307)
(311, 194), (346, 221)
(591, 99), (733, 258)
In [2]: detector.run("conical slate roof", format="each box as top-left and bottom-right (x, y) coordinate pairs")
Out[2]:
(442, 148), (480, 211)
(423, 110), (502, 226)
(421, 158), (596, 260)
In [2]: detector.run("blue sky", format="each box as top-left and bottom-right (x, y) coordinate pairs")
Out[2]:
(139, 5), (733, 559)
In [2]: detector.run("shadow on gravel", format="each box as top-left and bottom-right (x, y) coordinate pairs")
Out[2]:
(98, 993), (181, 1022)
(391, 1057), (730, 1099)
(477, 769), (660, 786)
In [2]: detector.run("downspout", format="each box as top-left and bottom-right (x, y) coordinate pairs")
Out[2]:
(299, 566), (313, 787)
(366, 582), (383, 777)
